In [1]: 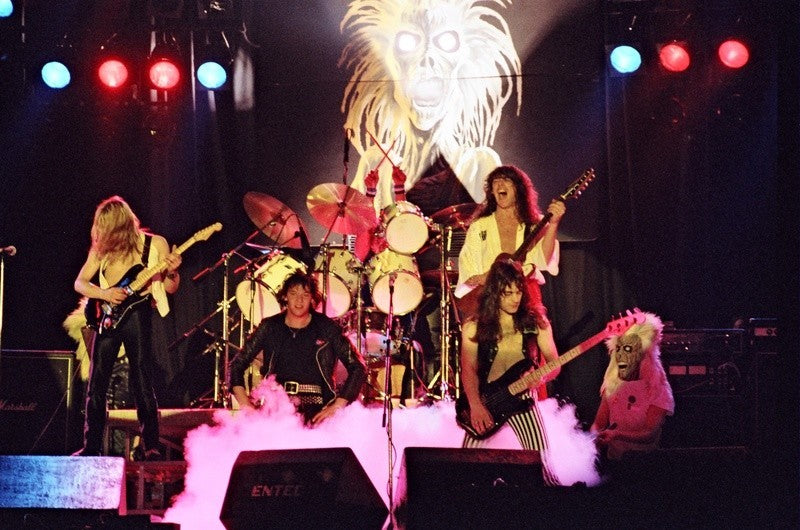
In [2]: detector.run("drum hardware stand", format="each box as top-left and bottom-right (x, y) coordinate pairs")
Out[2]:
(192, 231), (264, 408)
(429, 225), (459, 401)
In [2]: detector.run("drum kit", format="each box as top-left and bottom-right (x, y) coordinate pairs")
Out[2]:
(189, 182), (478, 407)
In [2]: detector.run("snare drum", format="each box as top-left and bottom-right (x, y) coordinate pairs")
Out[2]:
(312, 247), (360, 318)
(381, 201), (428, 255)
(236, 251), (307, 322)
(367, 249), (423, 315)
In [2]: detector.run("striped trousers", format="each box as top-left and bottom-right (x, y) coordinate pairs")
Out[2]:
(462, 401), (559, 486)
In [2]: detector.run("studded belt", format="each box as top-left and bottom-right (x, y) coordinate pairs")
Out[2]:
(283, 381), (322, 395)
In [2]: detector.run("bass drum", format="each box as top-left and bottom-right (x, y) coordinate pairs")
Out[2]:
(343, 307), (402, 360)
(367, 249), (423, 316)
(312, 247), (360, 318)
(236, 251), (307, 322)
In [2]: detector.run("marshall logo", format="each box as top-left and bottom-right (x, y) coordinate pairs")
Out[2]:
(250, 483), (302, 497)
(0, 399), (37, 412)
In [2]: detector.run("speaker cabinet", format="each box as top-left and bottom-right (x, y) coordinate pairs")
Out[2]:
(220, 448), (387, 529)
(0, 350), (74, 455)
(395, 448), (549, 529)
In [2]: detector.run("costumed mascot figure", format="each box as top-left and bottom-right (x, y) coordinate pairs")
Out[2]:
(591, 311), (675, 461)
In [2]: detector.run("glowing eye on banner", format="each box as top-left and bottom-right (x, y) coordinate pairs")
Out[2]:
(718, 39), (749, 69)
(659, 43), (691, 72)
(98, 59), (129, 88)
(149, 60), (181, 90)
(197, 61), (227, 90)
(0, 0), (13, 17)
(609, 45), (642, 74)
(396, 31), (420, 53)
(434, 30), (460, 52)
(41, 61), (71, 89)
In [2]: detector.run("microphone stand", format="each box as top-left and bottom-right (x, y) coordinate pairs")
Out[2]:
(382, 271), (397, 516)
(193, 231), (259, 408)
(0, 252), (6, 386)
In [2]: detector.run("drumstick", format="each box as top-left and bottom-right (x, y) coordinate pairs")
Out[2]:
(366, 130), (398, 170)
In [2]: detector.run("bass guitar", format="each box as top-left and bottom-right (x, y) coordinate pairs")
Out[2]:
(455, 168), (595, 317)
(85, 222), (222, 333)
(455, 309), (643, 439)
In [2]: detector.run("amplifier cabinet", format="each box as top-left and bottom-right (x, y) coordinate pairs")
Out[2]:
(0, 350), (74, 455)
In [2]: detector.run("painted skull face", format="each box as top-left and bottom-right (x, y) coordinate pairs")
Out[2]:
(614, 333), (644, 381)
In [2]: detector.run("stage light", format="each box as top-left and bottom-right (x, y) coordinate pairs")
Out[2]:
(146, 39), (183, 91)
(0, 0), (13, 18)
(96, 34), (136, 91)
(98, 59), (129, 88)
(659, 42), (691, 73)
(608, 45), (642, 75)
(39, 40), (77, 90)
(718, 39), (749, 69)
(41, 61), (71, 89)
(195, 31), (232, 90)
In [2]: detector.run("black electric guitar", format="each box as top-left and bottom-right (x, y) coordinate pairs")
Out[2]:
(455, 168), (595, 317)
(456, 309), (644, 439)
(85, 222), (222, 333)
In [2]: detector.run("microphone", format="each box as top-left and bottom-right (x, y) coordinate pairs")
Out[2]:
(0, 246), (16, 256)
(343, 128), (351, 165)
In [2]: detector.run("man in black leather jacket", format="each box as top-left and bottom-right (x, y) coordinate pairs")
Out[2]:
(230, 271), (367, 424)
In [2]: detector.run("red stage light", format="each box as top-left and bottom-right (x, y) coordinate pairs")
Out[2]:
(718, 39), (749, 69)
(148, 59), (181, 90)
(97, 59), (129, 89)
(659, 43), (691, 72)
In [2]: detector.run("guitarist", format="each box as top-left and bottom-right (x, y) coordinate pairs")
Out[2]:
(460, 259), (561, 485)
(73, 196), (182, 460)
(456, 165), (565, 312)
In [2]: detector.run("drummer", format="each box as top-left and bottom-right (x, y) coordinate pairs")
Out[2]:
(230, 271), (367, 424)
(352, 165), (408, 263)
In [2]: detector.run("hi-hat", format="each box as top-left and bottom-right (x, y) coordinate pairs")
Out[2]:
(243, 191), (308, 249)
(306, 183), (378, 235)
(430, 202), (480, 230)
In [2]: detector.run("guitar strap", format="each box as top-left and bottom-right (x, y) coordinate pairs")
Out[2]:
(142, 234), (152, 265)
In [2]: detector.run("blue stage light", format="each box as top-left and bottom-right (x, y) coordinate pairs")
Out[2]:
(41, 61), (71, 89)
(609, 45), (642, 75)
(197, 60), (227, 90)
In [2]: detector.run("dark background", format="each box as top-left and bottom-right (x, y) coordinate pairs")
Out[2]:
(0, 0), (796, 480)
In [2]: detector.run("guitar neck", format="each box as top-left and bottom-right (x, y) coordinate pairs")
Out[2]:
(127, 237), (197, 292)
(511, 211), (552, 262)
(507, 329), (608, 395)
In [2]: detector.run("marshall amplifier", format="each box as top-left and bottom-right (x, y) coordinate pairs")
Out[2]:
(0, 350), (74, 455)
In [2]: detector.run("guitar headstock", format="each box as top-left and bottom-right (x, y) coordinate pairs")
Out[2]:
(605, 308), (645, 337)
(193, 222), (223, 242)
(559, 168), (595, 202)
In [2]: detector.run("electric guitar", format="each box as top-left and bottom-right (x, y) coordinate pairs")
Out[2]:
(455, 309), (644, 439)
(455, 168), (595, 317)
(85, 222), (222, 333)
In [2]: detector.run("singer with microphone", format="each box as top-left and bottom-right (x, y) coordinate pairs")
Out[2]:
(229, 270), (367, 425)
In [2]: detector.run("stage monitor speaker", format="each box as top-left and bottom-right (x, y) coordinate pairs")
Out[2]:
(395, 447), (550, 529)
(219, 447), (387, 530)
(0, 350), (74, 455)
(0, 455), (126, 526)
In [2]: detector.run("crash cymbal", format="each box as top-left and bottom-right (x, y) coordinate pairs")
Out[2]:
(243, 191), (308, 249)
(306, 183), (378, 235)
(430, 203), (480, 230)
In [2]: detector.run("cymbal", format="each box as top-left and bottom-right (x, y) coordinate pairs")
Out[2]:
(306, 183), (378, 235)
(243, 191), (308, 249)
(430, 203), (480, 230)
